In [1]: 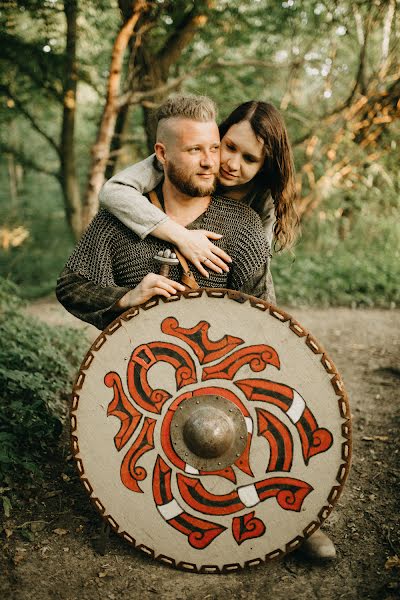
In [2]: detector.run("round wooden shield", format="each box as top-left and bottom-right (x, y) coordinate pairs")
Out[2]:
(71, 290), (351, 573)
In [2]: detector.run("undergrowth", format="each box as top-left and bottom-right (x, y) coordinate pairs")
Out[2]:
(0, 277), (87, 506)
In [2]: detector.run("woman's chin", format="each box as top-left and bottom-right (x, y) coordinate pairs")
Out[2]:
(218, 176), (236, 188)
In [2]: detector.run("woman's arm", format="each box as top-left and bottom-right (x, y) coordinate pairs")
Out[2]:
(99, 154), (167, 239)
(100, 155), (232, 277)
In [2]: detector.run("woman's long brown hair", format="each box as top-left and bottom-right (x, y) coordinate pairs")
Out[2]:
(219, 101), (299, 251)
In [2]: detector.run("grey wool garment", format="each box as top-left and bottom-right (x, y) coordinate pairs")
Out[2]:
(56, 194), (271, 330)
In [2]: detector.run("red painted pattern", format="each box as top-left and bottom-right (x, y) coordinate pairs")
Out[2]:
(236, 379), (333, 465)
(202, 344), (280, 382)
(232, 511), (266, 545)
(127, 342), (197, 414)
(161, 316), (244, 364)
(152, 456), (226, 549)
(120, 417), (156, 493)
(256, 408), (293, 472)
(105, 371), (142, 450)
(176, 473), (313, 516)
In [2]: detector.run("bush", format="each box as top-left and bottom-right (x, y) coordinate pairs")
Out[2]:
(0, 277), (88, 484)
(273, 189), (400, 308)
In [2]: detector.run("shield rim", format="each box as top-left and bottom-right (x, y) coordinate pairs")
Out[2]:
(70, 288), (352, 573)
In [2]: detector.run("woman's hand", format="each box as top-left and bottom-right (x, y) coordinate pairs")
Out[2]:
(117, 274), (186, 309)
(175, 229), (232, 278)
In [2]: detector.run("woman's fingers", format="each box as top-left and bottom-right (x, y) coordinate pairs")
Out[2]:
(202, 231), (223, 240)
(201, 230), (232, 264)
(191, 260), (210, 278)
(205, 252), (230, 272)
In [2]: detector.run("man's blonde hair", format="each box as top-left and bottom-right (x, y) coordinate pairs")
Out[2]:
(157, 94), (217, 125)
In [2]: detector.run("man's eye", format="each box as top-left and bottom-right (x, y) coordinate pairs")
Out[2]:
(211, 145), (220, 152)
(189, 148), (200, 153)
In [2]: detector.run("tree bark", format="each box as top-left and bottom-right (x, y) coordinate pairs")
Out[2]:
(60, 0), (82, 239)
(82, 1), (148, 230)
(139, 2), (213, 150)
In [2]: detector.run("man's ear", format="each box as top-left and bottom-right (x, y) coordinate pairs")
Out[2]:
(154, 142), (167, 165)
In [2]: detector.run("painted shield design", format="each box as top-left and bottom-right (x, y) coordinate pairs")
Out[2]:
(71, 290), (351, 573)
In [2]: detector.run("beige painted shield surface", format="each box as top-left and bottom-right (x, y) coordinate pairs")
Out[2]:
(71, 290), (351, 573)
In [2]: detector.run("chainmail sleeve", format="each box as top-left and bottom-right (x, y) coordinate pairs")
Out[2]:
(56, 210), (130, 329)
(223, 200), (271, 292)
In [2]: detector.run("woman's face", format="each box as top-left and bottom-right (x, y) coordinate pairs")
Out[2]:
(219, 120), (265, 189)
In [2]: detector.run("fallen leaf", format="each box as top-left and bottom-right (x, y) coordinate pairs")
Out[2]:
(43, 490), (62, 499)
(30, 521), (46, 533)
(40, 546), (51, 557)
(13, 547), (27, 565)
(61, 473), (70, 482)
(385, 555), (400, 570)
(98, 571), (108, 578)
(53, 528), (69, 536)
(1, 496), (12, 518)
(4, 528), (13, 538)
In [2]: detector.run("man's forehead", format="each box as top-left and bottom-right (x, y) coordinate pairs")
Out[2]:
(158, 117), (220, 145)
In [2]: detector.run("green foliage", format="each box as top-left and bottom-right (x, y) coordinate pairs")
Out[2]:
(0, 277), (87, 486)
(0, 172), (75, 299)
(273, 188), (400, 308)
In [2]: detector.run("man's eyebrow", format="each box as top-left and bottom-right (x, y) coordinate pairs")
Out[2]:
(182, 141), (220, 149)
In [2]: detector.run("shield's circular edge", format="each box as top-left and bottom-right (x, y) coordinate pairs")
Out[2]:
(70, 288), (352, 573)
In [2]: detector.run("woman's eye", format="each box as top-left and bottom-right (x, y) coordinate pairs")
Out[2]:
(226, 143), (235, 151)
(244, 156), (257, 163)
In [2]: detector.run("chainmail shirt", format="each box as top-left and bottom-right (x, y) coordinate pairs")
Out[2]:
(56, 193), (270, 329)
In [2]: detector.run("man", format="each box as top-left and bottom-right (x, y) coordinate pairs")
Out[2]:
(57, 94), (336, 561)
(56, 95), (269, 329)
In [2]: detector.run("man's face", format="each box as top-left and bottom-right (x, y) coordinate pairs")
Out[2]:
(157, 119), (220, 197)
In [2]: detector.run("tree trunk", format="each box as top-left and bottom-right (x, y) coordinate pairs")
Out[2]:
(82, 3), (147, 231)
(104, 102), (131, 179)
(60, 0), (82, 239)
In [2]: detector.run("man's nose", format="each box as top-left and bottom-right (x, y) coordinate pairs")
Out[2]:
(200, 150), (218, 168)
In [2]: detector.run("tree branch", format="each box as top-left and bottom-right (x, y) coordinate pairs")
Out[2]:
(379, 0), (396, 78)
(157, 1), (213, 76)
(0, 86), (60, 155)
(0, 143), (60, 179)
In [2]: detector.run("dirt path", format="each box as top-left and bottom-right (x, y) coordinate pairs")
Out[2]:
(2, 299), (399, 600)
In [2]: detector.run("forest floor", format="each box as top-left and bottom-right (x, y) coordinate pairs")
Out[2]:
(1, 299), (400, 600)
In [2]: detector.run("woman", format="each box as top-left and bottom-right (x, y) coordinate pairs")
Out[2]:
(99, 100), (299, 304)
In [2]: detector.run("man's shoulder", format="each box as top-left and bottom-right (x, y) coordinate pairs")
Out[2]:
(211, 194), (263, 227)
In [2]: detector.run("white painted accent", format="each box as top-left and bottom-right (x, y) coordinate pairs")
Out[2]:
(287, 389), (305, 423)
(245, 416), (253, 433)
(185, 464), (199, 475)
(238, 484), (259, 508)
(157, 499), (183, 521)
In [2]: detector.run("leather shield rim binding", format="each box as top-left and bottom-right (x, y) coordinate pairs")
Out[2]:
(70, 289), (352, 573)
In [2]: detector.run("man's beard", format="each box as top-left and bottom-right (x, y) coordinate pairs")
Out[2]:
(166, 163), (217, 197)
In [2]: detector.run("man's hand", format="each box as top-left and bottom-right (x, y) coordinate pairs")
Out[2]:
(117, 273), (186, 309)
(175, 229), (232, 278)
